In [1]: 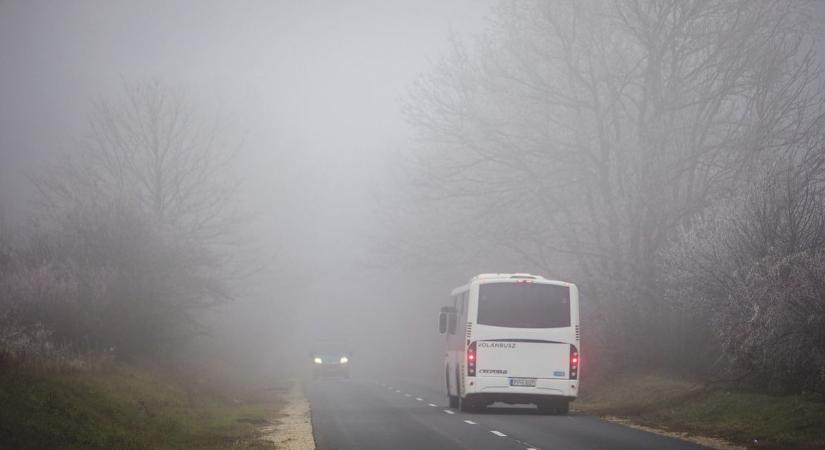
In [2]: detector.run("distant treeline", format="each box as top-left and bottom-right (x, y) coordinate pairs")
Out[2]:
(395, 0), (825, 394)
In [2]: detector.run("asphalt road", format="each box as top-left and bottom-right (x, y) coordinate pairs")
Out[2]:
(306, 377), (710, 450)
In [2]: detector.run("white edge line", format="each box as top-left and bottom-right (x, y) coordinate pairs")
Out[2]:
(463, 420), (477, 425)
(415, 397), (423, 401)
(443, 409), (455, 415)
(490, 430), (507, 437)
(428, 403), (438, 407)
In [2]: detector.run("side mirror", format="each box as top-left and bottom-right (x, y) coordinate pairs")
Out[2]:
(438, 312), (448, 334)
(447, 313), (457, 335)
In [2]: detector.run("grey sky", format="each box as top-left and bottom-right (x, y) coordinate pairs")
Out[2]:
(1, 0), (492, 212)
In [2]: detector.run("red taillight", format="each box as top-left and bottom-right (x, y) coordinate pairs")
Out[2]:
(467, 341), (477, 376)
(570, 345), (579, 380)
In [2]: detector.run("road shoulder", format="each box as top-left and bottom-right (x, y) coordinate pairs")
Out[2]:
(260, 380), (315, 449)
(601, 416), (744, 450)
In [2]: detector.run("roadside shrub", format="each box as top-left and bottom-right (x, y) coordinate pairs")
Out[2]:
(0, 202), (227, 362)
(665, 172), (825, 393)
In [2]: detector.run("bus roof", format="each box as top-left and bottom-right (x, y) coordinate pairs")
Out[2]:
(450, 273), (574, 296)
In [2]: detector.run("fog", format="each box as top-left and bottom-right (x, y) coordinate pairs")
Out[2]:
(3, 0), (825, 396)
(1, 0), (495, 381)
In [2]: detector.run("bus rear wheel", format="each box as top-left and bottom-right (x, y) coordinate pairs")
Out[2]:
(538, 399), (569, 415)
(459, 396), (478, 413)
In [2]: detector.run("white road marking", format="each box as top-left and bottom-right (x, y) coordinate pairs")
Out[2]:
(395, 390), (401, 393)
(463, 420), (477, 425)
(415, 397), (423, 401)
(404, 393), (412, 397)
(443, 409), (455, 415)
(490, 430), (507, 437)
(428, 403), (438, 407)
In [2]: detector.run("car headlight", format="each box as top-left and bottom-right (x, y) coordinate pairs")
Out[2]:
(339, 356), (349, 364)
(313, 357), (323, 364)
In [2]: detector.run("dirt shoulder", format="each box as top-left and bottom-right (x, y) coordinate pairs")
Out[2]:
(600, 415), (745, 450)
(259, 381), (315, 450)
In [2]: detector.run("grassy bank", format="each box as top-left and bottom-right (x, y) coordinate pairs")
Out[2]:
(574, 373), (825, 449)
(0, 364), (284, 450)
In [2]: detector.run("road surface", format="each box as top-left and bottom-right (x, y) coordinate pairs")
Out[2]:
(306, 377), (710, 450)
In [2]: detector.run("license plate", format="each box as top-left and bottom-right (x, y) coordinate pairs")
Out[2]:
(509, 377), (537, 387)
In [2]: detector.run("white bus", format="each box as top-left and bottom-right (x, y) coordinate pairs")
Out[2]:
(438, 273), (580, 414)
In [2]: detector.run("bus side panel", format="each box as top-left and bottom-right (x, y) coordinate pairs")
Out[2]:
(445, 292), (469, 398)
(448, 341), (464, 396)
(571, 284), (581, 360)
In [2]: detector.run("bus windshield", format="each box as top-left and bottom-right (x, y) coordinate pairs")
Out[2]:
(477, 283), (570, 328)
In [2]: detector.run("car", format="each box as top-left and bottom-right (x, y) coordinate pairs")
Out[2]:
(311, 344), (352, 379)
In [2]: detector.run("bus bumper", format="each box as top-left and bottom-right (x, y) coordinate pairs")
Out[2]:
(464, 376), (578, 402)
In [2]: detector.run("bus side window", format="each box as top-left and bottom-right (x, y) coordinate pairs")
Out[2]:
(462, 292), (468, 318)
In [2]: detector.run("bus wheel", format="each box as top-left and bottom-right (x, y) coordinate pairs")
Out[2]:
(538, 400), (569, 415)
(459, 396), (476, 413)
(537, 401), (554, 415)
(449, 395), (459, 408)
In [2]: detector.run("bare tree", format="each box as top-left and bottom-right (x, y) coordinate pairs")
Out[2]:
(26, 81), (244, 358)
(400, 0), (824, 370)
(37, 81), (239, 246)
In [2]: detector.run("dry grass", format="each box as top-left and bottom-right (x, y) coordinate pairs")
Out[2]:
(0, 363), (285, 450)
(575, 372), (825, 450)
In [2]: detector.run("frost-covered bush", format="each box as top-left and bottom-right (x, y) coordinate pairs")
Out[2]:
(0, 201), (227, 362)
(665, 173), (825, 393)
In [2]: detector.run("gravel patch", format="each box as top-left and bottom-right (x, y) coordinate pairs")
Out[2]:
(260, 381), (315, 450)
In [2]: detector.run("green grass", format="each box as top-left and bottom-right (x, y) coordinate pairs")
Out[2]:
(0, 365), (282, 450)
(575, 372), (825, 449)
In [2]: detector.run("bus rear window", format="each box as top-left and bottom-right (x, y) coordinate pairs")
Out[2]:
(477, 283), (570, 328)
